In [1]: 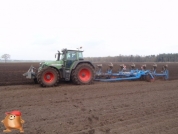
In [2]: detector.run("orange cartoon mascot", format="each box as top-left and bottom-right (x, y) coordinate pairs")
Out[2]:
(1, 110), (25, 133)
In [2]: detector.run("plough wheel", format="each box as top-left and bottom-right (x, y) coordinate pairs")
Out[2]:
(37, 67), (59, 87)
(145, 74), (154, 82)
(71, 63), (94, 85)
(140, 76), (146, 81)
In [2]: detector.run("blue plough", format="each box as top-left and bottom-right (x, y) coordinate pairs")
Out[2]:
(95, 63), (169, 82)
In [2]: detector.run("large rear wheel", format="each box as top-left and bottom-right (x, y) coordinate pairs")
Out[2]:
(71, 63), (95, 85)
(37, 67), (59, 87)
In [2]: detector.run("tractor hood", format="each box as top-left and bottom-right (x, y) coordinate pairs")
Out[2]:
(38, 60), (63, 71)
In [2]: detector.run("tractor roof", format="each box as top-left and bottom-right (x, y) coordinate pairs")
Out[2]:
(61, 48), (83, 53)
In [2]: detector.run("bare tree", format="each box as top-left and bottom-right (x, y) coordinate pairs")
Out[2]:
(1, 54), (10, 63)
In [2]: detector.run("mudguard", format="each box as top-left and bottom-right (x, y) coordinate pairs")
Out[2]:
(72, 60), (95, 70)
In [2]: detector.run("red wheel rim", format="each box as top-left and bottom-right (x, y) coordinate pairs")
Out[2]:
(43, 72), (54, 83)
(78, 69), (91, 82)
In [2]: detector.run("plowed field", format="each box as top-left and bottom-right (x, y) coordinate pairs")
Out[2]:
(0, 62), (178, 134)
(0, 62), (178, 85)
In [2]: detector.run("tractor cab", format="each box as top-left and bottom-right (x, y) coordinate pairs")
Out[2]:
(61, 49), (84, 69)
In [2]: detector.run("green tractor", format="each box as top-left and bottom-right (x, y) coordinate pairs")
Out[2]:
(23, 48), (95, 87)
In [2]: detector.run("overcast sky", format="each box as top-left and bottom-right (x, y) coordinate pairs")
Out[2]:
(0, 0), (178, 60)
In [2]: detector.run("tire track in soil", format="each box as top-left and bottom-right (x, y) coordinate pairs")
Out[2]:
(0, 80), (178, 133)
(59, 97), (178, 133)
(71, 111), (178, 134)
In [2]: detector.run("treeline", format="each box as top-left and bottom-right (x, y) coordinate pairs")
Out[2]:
(85, 53), (178, 62)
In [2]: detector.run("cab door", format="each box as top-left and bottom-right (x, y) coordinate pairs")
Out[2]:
(65, 51), (77, 69)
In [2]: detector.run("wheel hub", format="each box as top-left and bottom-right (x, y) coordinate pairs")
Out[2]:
(44, 72), (54, 83)
(46, 75), (51, 80)
(82, 73), (86, 77)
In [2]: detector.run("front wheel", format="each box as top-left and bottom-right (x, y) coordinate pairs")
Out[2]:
(71, 63), (95, 85)
(37, 67), (59, 87)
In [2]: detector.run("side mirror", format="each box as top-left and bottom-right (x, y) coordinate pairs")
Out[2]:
(55, 53), (58, 58)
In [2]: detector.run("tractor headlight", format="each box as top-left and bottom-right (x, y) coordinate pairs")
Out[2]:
(38, 67), (42, 72)
(39, 62), (44, 67)
(42, 64), (47, 68)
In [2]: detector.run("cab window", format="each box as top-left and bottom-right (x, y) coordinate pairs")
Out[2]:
(67, 51), (77, 60)
(78, 52), (83, 59)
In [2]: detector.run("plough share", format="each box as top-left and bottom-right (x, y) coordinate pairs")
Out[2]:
(95, 63), (169, 82)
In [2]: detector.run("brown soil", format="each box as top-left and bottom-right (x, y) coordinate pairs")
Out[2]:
(0, 63), (39, 86)
(0, 62), (178, 133)
(0, 80), (178, 134)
